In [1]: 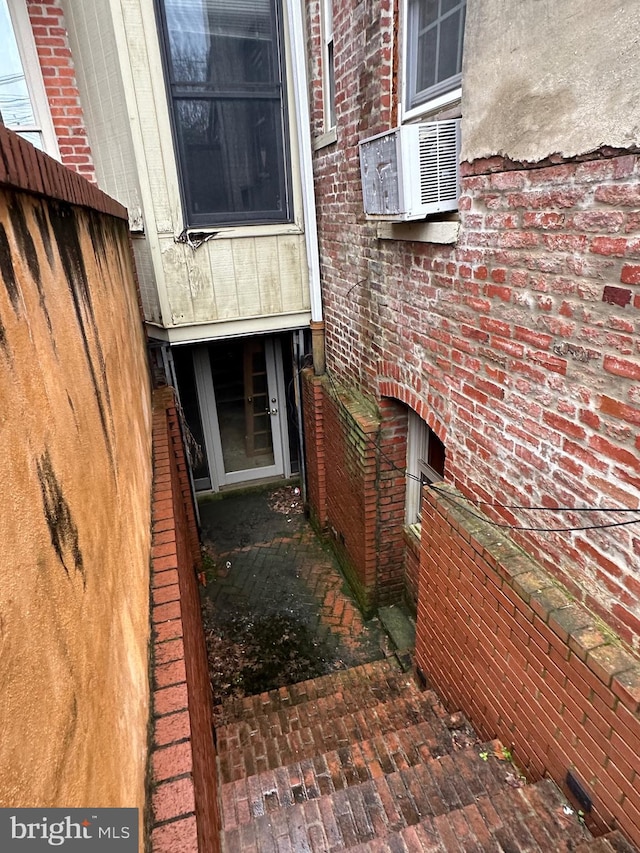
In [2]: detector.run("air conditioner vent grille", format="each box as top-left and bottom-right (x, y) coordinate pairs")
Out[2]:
(419, 120), (460, 205)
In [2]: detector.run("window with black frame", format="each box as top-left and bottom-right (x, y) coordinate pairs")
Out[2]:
(156, 0), (291, 226)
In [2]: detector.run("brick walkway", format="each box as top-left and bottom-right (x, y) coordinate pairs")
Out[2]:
(198, 484), (389, 701)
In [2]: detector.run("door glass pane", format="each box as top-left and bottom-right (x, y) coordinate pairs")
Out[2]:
(172, 346), (211, 486)
(209, 339), (275, 473)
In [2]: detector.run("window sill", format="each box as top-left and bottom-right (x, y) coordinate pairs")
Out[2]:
(174, 222), (304, 241)
(404, 524), (421, 555)
(376, 220), (459, 244)
(313, 127), (337, 151)
(402, 87), (462, 124)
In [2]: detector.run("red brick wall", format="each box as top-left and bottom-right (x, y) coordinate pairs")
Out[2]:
(303, 371), (409, 610)
(27, 0), (96, 180)
(150, 389), (220, 853)
(323, 380), (379, 612)
(376, 397), (408, 604)
(307, 0), (640, 647)
(302, 370), (328, 530)
(452, 154), (640, 646)
(416, 483), (640, 848)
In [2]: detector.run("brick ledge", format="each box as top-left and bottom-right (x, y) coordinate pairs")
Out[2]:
(430, 482), (640, 713)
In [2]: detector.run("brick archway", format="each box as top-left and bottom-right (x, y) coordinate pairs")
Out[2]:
(376, 371), (447, 446)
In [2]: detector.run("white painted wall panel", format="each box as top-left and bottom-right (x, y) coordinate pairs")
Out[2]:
(256, 237), (284, 316)
(233, 239), (262, 317)
(278, 234), (309, 312)
(206, 241), (240, 320)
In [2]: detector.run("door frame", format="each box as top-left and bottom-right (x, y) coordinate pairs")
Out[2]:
(192, 336), (291, 490)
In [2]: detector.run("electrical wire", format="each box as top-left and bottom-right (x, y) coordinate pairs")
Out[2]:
(430, 484), (640, 533)
(321, 367), (640, 533)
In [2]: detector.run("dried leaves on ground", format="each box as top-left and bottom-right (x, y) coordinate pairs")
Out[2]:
(202, 599), (335, 702)
(268, 485), (303, 518)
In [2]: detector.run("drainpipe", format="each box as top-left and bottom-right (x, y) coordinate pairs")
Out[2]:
(287, 0), (325, 376)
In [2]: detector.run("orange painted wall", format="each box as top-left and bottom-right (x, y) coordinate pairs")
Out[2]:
(0, 129), (152, 822)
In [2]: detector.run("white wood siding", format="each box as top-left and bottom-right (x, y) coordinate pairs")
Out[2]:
(159, 235), (310, 326)
(61, 0), (162, 323)
(64, 0), (311, 333)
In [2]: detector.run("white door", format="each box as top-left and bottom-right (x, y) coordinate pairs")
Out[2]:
(193, 337), (289, 489)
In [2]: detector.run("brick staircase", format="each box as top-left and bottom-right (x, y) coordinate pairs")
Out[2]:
(214, 659), (636, 852)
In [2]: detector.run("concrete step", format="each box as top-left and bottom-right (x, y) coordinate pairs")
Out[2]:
(220, 730), (506, 831)
(215, 666), (422, 749)
(217, 689), (460, 784)
(213, 657), (408, 728)
(222, 776), (591, 852)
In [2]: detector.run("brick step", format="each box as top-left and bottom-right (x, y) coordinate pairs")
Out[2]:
(213, 657), (406, 728)
(222, 776), (590, 852)
(576, 831), (639, 853)
(215, 666), (422, 748)
(218, 689), (459, 784)
(220, 738), (510, 832)
(216, 680), (435, 761)
(347, 780), (592, 851)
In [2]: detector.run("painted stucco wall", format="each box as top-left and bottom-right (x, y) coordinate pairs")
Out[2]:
(0, 128), (153, 817)
(462, 0), (640, 163)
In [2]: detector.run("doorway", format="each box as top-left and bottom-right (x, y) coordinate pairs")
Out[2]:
(189, 336), (290, 489)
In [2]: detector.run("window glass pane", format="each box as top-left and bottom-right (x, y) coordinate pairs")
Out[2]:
(327, 39), (336, 127)
(16, 130), (44, 149)
(428, 430), (446, 476)
(416, 27), (436, 94)
(438, 9), (460, 83)
(418, 0), (438, 29)
(409, 0), (465, 109)
(441, 0), (460, 14)
(164, 0), (277, 87)
(175, 97), (285, 218)
(159, 0), (290, 224)
(0, 0), (37, 129)
(172, 346), (211, 484)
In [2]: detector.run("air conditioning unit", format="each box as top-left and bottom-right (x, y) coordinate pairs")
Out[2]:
(359, 119), (461, 220)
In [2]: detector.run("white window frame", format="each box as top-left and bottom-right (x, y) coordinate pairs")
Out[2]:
(313, 0), (337, 149)
(321, 0), (335, 131)
(405, 411), (445, 527)
(2, 0), (60, 157)
(402, 0), (465, 123)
